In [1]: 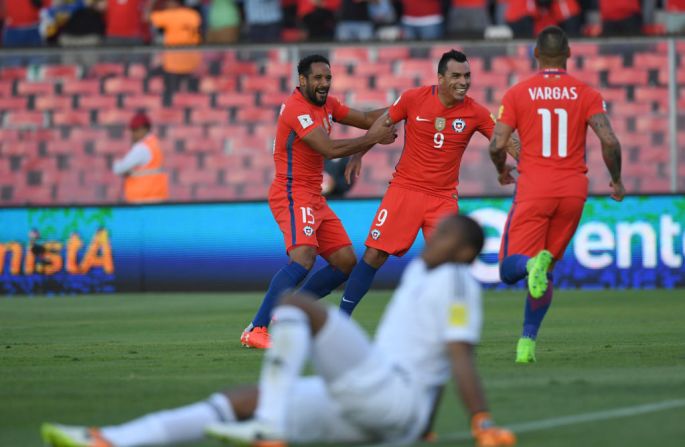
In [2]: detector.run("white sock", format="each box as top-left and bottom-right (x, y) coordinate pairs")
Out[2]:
(254, 305), (311, 433)
(101, 393), (234, 446)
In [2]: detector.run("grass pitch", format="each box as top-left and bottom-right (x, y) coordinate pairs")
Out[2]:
(1, 289), (684, 447)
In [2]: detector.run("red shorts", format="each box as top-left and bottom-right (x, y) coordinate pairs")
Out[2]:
(365, 186), (459, 256)
(499, 197), (585, 261)
(269, 184), (351, 257)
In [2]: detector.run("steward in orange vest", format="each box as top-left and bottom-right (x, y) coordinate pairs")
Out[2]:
(113, 112), (169, 203)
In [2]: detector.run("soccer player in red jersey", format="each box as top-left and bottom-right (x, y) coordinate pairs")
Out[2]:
(241, 54), (396, 349)
(489, 26), (625, 363)
(339, 50), (518, 315)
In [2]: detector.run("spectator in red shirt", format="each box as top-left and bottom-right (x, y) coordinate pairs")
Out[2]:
(599, 0), (641, 36)
(400, 0), (445, 40)
(1, 0), (48, 47)
(505, 0), (580, 38)
(104, 0), (150, 45)
(666, 0), (685, 33)
(298, 0), (340, 40)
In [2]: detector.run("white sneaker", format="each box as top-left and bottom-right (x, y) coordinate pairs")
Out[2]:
(205, 419), (285, 446)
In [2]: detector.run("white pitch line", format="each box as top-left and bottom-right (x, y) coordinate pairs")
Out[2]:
(362, 399), (685, 446)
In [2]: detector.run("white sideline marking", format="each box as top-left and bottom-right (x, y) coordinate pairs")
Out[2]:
(362, 399), (685, 446)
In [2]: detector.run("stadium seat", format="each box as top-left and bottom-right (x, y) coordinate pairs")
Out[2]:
(104, 77), (143, 95)
(0, 66), (27, 80)
(53, 110), (92, 126)
(264, 62), (292, 78)
(97, 109), (131, 126)
(396, 60), (435, 80)
(0, 97), (29, 110)
(222, 60), (259, 77)
(35, 95), (73, 111)
(0, 80), (14, 96)
(374, 73), (416, 91)
(62, 79), (102, 95)
(40, 64), (82, 80)
(236, 107), (277, 123)
(17, 81), (55, 96)
(348, 91), (390, 108)
(216, 92), (256, 108)
(124, 94), (163, 110)
(154, 108), (185, 125)
(4, 111), (45, 127)
(376, 47), (410, 62)
(88, 63), (126, 78)
(332, 47), (369, 64)
(199, 76), (237, 93)
(259, 91), (289, 107)
(79, 95), (117, 110)
(608, 69), (649, 86)
(241, 75), (285, 93)
(190, 108), (228, 125)
(354, 62), (392, 77)
(172, 93), (209, 108)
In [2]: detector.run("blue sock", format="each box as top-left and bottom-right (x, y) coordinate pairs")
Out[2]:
(299, 265), (349, 299)
(252, 262), (309, 327)
(500, 254), (530, 284)
(522, 275), (554, 339)
(339, 260), (378, 315)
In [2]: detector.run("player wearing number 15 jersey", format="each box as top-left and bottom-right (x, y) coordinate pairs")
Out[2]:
(489, 26), (625, 363)
(338, 50), (519, 316)
(240, 54), (396, 349)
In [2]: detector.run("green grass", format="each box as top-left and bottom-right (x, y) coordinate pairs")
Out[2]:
(2, 289), (685, 446)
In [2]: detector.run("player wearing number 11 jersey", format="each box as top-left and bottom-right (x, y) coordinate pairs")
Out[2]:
(339, 50), (519, 315)
(489, 26), (625, 363)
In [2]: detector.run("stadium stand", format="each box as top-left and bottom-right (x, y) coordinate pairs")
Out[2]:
(0, 39), (682, 205)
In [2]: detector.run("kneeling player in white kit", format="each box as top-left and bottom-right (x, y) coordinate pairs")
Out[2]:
(42, 214), (515, 447)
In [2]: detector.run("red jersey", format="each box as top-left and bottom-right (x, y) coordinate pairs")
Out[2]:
(273, 88), (350, 193)
(106, 0), (146, 39)
(498, 68), (606, 201)
(402, 0), (442, 17)
(388, 86), (495, 198)
(4, 0), (49, 27)
(599, 0), (640, 21)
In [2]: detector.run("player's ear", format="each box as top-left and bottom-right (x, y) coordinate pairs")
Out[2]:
(533, 46), (540, 59)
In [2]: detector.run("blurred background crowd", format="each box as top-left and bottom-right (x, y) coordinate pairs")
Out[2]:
(1, 0), (684, 52)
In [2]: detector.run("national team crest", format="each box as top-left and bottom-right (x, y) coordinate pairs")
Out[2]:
(370, 229), (381, 240)
(303, 226), (314, 237)
(452, 118), (466, 133)
(434, 117), (446, 131)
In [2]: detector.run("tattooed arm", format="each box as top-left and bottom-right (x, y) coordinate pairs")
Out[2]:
(588, 113), (625, 201)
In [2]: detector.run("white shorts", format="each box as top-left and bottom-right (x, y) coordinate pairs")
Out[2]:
(283, 311), (427, 444)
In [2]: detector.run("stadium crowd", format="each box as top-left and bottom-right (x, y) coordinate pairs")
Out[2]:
(1, 0), (685, 50)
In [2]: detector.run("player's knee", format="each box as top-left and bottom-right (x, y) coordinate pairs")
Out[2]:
(289, 246), (317, 270)
(499, 263), (517, 285)
(363, 247), (389, 268)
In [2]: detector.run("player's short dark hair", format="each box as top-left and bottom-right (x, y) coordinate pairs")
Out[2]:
(536, 26), (570, 60)
(438, 50), (468, 75)
(298, 54), (330, 77)
(443, 214), (485, 260)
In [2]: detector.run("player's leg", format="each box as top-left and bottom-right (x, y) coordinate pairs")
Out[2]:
(42, 388), (255, 447)
(420, 194), (459, 241)
(340, 187), (424, 315)
(298, 200), (355, 299)
(242, 189), (321, 348)
(498, 199), (555, 363)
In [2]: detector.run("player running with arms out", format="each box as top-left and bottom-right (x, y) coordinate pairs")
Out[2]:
(489, 26), (624, 363)
(240, 54), (396, 349)
(42, 215), (516, 447)
(338, 49), (519, 315)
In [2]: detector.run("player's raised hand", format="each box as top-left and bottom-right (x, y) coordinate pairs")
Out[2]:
(497, 165), (517, 185)
(367, 114), (397, 145)
(610, 179), (625, 202)
(345, 155), (362, 184)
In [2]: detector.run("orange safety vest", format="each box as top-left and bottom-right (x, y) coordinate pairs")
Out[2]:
(124, 134), (169, 203)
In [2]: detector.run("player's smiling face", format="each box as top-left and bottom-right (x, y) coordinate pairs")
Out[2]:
(439, 60), (471, 104)
(300, 62), (332, 106)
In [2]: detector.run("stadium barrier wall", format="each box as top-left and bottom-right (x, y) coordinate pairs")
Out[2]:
(1, 194), (683, 295)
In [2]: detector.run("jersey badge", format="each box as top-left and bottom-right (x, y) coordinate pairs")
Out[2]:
(297, 114), (314, 129)
(303, 226), (314, 237)
(435, 117), (446, 131)
(370, 229), (381, 240)
(452, 118), (466, 133)
(449, 303), (467, 327)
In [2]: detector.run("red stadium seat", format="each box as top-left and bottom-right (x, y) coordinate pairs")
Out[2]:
(583, 55), (623, 71)
(348, 90), (390, 108)
(53, 110), (92, 126)
(88, 63), (126, 78)
(377, 47), (410, 62)
(215, 92), (256, 108)
(155, 108), (186, 125)
(167, 125), (205, 140)
(0, 66), (27, 80)
(184, 137), (222, 153)
(97, 109), (131, 126)
(608, 69), (649, 86)
(79, 95), (117, 110)
(259, 91), (289, 107)
(0, 80), (14, 96)
(17, 81), (55, 95)
(355, 61), (392, 77)
(0, 97), (29, 110)
(396, 60), (435, 79)
(235, 107), (277, 123)
(190, 108), (228, 125)
(241, 75), (285, 93)
(330, 74), (368, 92)
(123, 94), (163, 110)
(104, 77), (143, 95)
(35, 95), (73, 111)
(4, 111), (45, 127)
(332, 47), (369, 64)
(199, 76), (237, 93)
(172, 93), (209, 108)
(40, 64), (82, 80)
(62, 79), (101, 95)
(264, 62), (292, 78)
(374, 73), (417, 90)
(222, 61), (259, 77)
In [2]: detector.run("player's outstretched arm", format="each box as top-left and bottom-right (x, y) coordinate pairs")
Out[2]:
(588, 113), (624, 201)
(338, 107), (389, 130)
(302, 114), (396, 160)
(448, 342), (516, 447)
(489, 122), (517, 186)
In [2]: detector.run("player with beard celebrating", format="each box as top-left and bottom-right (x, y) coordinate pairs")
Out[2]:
(240, 54), (396, 348)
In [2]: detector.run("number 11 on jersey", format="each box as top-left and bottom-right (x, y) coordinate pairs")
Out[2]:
(537, 108), (568, 158)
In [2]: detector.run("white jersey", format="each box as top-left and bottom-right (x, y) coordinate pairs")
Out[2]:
(374, 258), (483, 389)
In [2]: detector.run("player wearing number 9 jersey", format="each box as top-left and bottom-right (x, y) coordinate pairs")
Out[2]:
(489, 26), (625, 363)
(338, 50), (519, 316)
